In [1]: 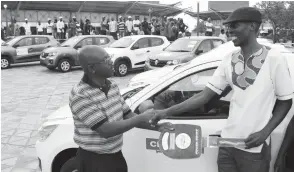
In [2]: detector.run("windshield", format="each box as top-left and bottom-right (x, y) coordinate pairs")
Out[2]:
(61, 37), (80, 47)
(4, 37), (21, 46)
(109, 37), (136, 48)
(165, 39), (198, 52)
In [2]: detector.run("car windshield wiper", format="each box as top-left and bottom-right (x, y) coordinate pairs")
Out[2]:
(111, 46), (126, 48)
(61, 45), (70, 47)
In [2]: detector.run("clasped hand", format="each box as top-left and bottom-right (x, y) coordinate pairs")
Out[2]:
(140, 109), (173, 131)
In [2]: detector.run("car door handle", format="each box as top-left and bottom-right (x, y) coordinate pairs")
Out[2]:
(146, 50), (150, 52)
(28, 48), (34, 52)
(46, 46), (51, 48)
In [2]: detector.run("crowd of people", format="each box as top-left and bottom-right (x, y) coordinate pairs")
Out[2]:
(2, 15), (190, 42)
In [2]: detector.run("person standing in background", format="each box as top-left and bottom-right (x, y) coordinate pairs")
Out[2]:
(219, 29), (227, 42)
(53, 18), (58, 38)
(45, 18), (53, 36)
(37, 21), (43, 35)
(133, 16), (140, 35)
(125, 16), (133, 36)
(57, 17), (65, 40)
(118, 16), (125, 38)
(205, 18), (214, 36)
(100, 17), (107, 35)
(23, 18), (31, 35)
(109, 17), (117, 40)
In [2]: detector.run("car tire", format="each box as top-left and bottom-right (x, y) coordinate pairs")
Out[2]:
(60, 157), (78, 172)
(58, 59), (72, 72)
(114, 61), (129, 77)
(1, 57), (11, 69)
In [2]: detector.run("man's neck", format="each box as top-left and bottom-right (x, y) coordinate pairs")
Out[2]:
(240, 38), (262, 59)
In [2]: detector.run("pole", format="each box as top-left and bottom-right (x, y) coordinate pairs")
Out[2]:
(197, 2), (199, 36)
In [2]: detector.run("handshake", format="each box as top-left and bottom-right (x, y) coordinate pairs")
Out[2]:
(137, 100), (172, 131)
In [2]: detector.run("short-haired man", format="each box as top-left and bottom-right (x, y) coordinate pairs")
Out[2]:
(69, 45), (172, 172)
(150, 7), (293, 172)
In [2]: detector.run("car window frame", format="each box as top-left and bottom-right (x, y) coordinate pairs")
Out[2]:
(149, 37), (164, 47)
(131, 37), (150, 50)
(132, 65), (230, 119)
(94, 37), (110, 46)
(196, 39), (213, 54)
(13, 37), (34, 47)
(74, 37), (94, 49)
(34, 36), (50, 45)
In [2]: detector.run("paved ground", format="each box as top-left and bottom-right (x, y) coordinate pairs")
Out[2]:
(1, 62), (138, 172)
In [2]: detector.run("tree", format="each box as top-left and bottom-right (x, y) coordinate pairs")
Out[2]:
(255, 1), (294, 43)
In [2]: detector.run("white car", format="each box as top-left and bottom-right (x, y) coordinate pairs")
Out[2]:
(36, 41), (294, 172)
(105, 35), (170, 76)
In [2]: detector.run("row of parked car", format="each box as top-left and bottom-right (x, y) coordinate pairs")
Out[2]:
(1, 34), (226, 76)
(36, 39), (294, 172)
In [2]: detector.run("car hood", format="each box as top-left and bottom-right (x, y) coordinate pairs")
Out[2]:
(43, 46), (76, 53)
(1, 45), (15, 52)
(150, 51), (192, 61)
(129, 65), (176, 87)
(104, 47), (128, 55)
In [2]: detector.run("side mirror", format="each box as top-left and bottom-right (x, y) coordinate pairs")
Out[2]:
(131, 45), (139, 50)
(195, 49), (204, 55)
(13, 44), (20, 48)
(75, 45), (82, 49)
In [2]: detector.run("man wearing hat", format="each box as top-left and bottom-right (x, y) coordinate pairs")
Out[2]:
(69, 45), (172, 172)
(125, 16), (133, 36)
(57, 16), (65, 40)
(149, 7), (293, 172)
(45, 18), (53, 35)
(23, 18), (31, 35)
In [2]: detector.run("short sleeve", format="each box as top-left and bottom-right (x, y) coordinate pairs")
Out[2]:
(69, 94), (108, 130)
(272, 53), (294, 100)
(206, 58), (230, 95)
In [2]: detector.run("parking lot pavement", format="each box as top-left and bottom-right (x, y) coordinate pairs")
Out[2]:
(1, 62), (138, 172)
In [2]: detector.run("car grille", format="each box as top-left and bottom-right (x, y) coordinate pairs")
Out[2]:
(150, 59), (168, 67)
(41, 52), (49, 58)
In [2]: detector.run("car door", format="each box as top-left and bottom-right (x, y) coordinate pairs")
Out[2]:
(195, 40), (213, 56)
(131, 38), (151, 68)
(32, 37), (51, 61)
(13, 37), (35, 62)
(123, 62), (231, 172)
(93, 37), (110, 48)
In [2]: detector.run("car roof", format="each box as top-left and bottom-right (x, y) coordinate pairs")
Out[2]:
(123, 35), (167, 39)
(75, 35), (114, 39)
(180, 36), (224, 41)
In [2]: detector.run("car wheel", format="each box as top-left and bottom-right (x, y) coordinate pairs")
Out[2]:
(115, 61), (129, 77)
(60, 157), (78, 172)
(58, 59), (72, 72)
(1, 57), (11, 69)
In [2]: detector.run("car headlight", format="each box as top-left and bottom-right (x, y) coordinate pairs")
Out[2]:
(48, 52), (58, 56)
(38, 125), (58, 142)
(167, 60), (180, 65)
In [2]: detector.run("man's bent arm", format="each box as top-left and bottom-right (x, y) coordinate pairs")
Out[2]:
(262, 99), (293, 137)
(164, 87), (218, 117)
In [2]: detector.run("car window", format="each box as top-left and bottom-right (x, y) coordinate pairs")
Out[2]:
(15, 38), (33, 47)
(35, 37), (49, 45)
(133, 38), (149, 49)
(76, 38), (93, 47)
(212, 40), (223, 48)
(150, 38), (163, 47)
(165, 39), (198, 52)
(138, 68), (231, 117)
(197, 40), (212, 53)
(95, 37), (109, 45)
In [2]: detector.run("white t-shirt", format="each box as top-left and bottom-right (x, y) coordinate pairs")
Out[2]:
(37, 24), (43, 32)
(205, 22), (213, 32)
(23, 23), (31, 34)
(207, 46), (293, 153)
(46, 23), (54, 33)
(57, 21), (65, 33)
(125, 20), (133, 32)
(109, 21), (117, 32)
(133, 20), (140, 31)
(219, 33), (227, 42)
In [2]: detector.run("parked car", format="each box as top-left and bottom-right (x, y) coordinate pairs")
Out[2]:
(36, 41), (294, 172)
(104, 35), (170, 76)
(144, 36), (225, 71)
(40, 35), (115, 72)
(1, 35), (59, 69)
